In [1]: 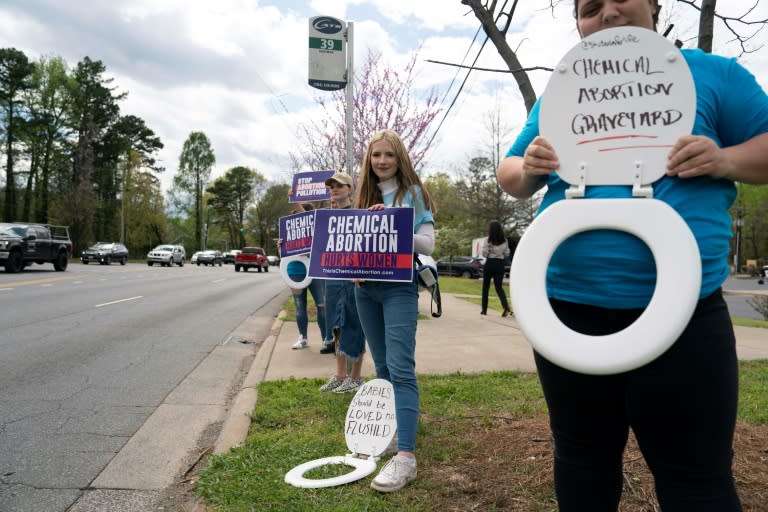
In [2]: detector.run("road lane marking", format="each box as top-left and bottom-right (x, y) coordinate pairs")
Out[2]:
(95, 296), (144, 308)
(0, 276), (75, 289)
(211, 278), (226, 283)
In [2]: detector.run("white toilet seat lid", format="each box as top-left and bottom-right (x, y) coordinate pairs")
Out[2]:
(284, 379), (397, 488)
(284, 455), (377, 488)
(510, 198), (701, 375)
(540, 26), (695, 187)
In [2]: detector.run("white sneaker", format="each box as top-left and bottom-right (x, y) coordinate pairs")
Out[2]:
(371, 455), (417, 492)
(319, 375), (343, 392)
(291, 336), (308, 349)
(332, 377), (364, 394)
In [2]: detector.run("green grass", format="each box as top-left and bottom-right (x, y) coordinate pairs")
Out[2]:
(196, 363), (767, 511)
(732, 316), (768, 328)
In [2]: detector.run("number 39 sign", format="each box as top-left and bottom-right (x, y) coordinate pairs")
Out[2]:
(308, 16), (347, 91)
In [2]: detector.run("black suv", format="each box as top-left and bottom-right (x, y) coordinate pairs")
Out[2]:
(436, 256), (484, 279)
(81, 242), (129, 265)
(196, 250), (223, 266)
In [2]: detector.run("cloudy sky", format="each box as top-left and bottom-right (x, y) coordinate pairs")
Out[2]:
(2, 1), (767, 194)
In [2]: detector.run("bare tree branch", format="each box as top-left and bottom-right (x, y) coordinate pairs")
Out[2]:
(678, 0), (766, 55)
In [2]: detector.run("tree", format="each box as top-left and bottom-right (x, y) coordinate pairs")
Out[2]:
(63, 56), (125, 252)
(248, 183), (293, 255)
(207, 166), (262, 249)
(291, 50), (442, 175)
(173, 131), (215, 250)
(95, 114), (163, 242)
(20, 55), (74, 223)
(0, 48), (35, 221)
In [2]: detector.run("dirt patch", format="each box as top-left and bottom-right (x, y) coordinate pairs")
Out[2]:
(424, 416), (768, 512)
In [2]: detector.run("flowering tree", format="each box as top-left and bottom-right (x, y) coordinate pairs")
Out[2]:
(290, 50), (442, 175)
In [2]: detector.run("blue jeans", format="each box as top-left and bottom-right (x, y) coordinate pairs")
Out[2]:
(325, 280), (366, 360)
(292, 279), (328, 341)
(354, 280), (419, 453)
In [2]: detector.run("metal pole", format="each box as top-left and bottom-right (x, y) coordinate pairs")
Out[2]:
(345, 21), (354, 176)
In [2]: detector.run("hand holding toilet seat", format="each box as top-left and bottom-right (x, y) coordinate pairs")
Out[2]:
(510, 27), (701, 375)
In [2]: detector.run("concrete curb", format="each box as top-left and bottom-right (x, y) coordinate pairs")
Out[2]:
(213, 313), (285, 455)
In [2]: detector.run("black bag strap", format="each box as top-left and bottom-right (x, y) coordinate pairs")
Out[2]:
(415, 254), (442, 318)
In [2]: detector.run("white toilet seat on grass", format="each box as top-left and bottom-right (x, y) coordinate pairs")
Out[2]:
(510, 198), (701, 375)
(284, 455), (378, 489)
(284, 379), (397, 489)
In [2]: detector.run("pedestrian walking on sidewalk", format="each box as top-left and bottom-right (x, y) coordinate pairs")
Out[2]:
(480, 220), (511, 317)
(497, 0), (768, 510)
(354, 129), (437, 493)
(319, 171), (367, 394)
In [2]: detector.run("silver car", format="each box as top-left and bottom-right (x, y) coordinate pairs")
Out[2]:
(147, 244), (185, 267)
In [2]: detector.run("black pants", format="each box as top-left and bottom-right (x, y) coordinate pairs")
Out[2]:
(481, 258), (509, 311)
(535, 291), (742, 511)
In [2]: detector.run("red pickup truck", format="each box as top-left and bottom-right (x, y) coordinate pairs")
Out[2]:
(234, 247), (269, 272)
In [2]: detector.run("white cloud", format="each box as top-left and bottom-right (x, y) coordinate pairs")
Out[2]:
(1, 0), (767, 195)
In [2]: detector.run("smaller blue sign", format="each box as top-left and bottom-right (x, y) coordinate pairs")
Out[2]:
(289, 169), (335, 203)
(279, 211), (316, 258)
(308, 207), (415, 282)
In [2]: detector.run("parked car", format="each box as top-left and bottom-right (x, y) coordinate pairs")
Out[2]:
(267, 255), (280, 266)
(81, 242), (129, 265)
(190, 251), (202, 264)
(436, 256), (483, 279)
(146, 244), (185, 267)
(223, 250), (241, 264)
(197, 250), (223, 266)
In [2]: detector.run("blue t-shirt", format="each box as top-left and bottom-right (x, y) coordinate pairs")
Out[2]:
(381, 185), (435, 233)
(507, 49), (768, 308)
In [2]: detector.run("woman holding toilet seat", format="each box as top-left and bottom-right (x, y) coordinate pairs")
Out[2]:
(497, 0), (768, 510)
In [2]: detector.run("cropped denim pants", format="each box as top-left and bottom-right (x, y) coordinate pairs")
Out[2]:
(292, 278), (328, 341)
(354, 279), (419, 453)
(325, 280), (366, 360)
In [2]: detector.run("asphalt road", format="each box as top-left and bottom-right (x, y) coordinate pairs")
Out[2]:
(722, 275), (768, 319)
(0, 262), (286, 512)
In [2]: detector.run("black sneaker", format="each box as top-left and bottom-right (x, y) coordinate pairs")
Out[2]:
(320, 342), (336, 354)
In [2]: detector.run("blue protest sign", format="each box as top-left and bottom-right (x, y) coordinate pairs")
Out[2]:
(289, 170), (336, 203)
(308, 207), (415, 282)
(278, 211), (316, 258)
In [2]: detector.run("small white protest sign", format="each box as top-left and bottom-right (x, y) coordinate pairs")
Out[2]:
(540, 26), (696, 186)
(344, 378), (397, 456)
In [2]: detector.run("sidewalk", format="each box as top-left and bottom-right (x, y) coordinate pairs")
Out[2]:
(262, 291), (768, 383)
(214, 290), (768, 455)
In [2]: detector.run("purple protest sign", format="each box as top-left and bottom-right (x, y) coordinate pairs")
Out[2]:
(278, 211), (316, 258)
(289, 170), (335, 203)
(308, 207), (415, 282)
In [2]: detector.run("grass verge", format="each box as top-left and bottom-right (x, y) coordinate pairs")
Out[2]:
(196, 363), (768, 511)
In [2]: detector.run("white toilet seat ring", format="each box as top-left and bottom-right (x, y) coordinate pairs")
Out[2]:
(279, 255), (313, 289)
(510, 198), (701, 375)
(284, 455), (377, 488)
